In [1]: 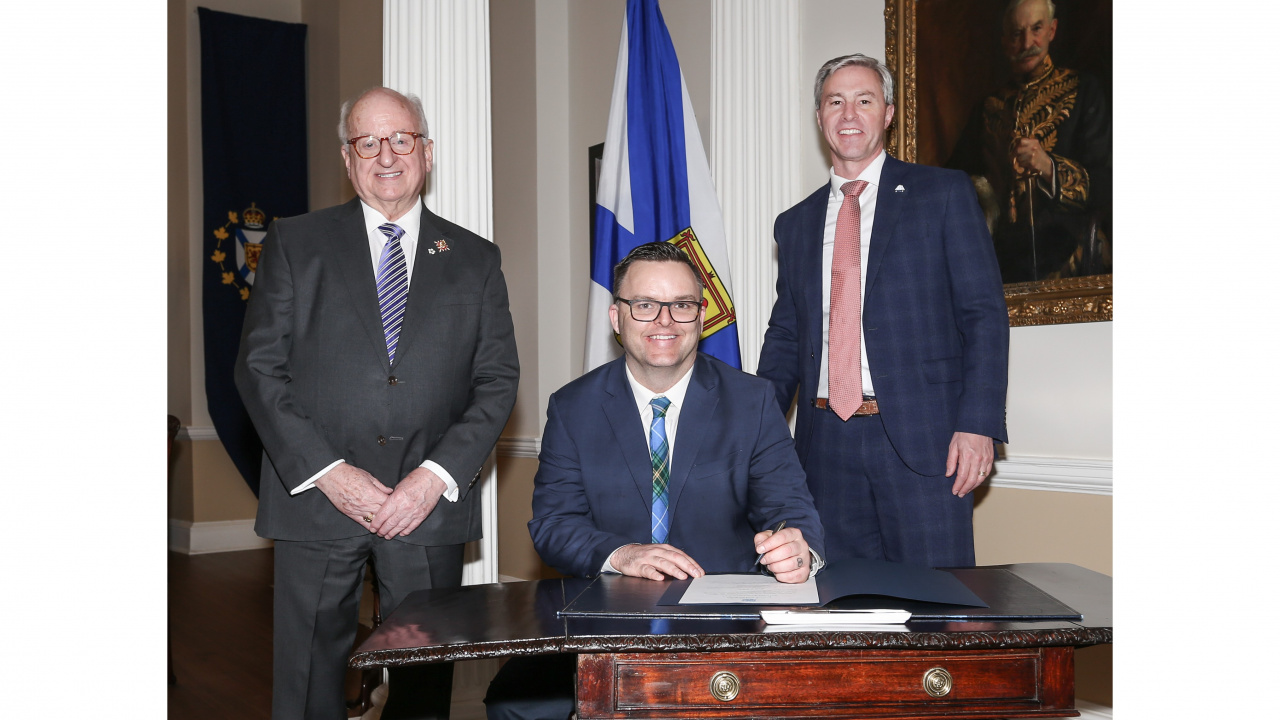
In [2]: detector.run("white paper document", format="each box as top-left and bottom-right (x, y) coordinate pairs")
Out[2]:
(760, 609), (912, 625)
(678, 574), (820, 605)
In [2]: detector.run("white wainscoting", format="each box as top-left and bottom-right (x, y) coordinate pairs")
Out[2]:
(168, 518), (272, 555)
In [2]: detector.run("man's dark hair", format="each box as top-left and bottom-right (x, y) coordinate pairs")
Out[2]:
(612, 242), (704, 300)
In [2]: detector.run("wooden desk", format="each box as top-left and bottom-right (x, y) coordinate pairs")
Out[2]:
(351, 563), (1110, 719)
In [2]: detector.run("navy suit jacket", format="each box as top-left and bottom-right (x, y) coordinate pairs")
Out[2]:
(528, 353), (824, 578)
(756, 155), (1009, 477)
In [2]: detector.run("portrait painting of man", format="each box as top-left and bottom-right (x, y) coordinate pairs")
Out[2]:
(910, 0), (1112, 285)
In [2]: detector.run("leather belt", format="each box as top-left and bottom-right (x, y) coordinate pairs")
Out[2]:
(812, 397), (879, 416)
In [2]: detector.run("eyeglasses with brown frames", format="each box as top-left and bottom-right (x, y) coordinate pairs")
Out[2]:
(346, 131), (426, 159)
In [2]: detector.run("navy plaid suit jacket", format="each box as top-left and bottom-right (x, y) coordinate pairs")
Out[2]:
(757, 155), (1009, 477)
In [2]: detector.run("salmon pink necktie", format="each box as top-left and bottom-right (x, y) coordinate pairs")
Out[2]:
(829, 180), (869, 421)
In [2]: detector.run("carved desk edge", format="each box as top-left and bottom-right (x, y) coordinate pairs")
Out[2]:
(349, 626), (1112, 669)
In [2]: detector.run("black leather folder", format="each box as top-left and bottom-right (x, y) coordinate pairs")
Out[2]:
(558, 560), (1081, 622)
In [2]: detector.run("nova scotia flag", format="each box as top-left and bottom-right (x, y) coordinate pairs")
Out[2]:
(585, 0), (740, 372)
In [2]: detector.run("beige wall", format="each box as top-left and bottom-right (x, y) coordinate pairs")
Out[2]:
(169, 0), (1110, 699)
(491, 0), (1111, 702)
(491, 0), (543, 439)
(173, 0), (1111, 616)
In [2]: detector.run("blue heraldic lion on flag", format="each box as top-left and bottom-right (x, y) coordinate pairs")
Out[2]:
(586, 0), (741, 371)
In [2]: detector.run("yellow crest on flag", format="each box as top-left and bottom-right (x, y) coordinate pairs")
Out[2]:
(666, 228), (735, 340)
(210, 202), (271, 302)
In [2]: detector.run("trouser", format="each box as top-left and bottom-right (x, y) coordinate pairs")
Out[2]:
(272, 535), (465, 720)
(483, 653), (577, 720)
(803, 410), (975, 568)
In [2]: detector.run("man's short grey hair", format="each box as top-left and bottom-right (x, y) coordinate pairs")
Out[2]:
(813, 54), (895, 110)
(337, 87), (431, 145)
(1005, 0), (1056, 22)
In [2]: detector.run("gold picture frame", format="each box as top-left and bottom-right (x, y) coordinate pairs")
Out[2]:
(884, 0), (1111, 327)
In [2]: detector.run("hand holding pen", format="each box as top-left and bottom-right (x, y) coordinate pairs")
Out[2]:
(753, 520), (812, 584)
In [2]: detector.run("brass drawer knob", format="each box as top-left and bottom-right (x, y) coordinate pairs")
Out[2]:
(922, 666), (953, 698)
(709, 671), (740, 702)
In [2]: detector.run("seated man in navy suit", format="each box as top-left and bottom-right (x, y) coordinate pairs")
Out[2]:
(484, 242), (825, 720)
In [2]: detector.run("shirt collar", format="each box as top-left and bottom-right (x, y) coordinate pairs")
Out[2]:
(359, 196), (423, 240)
(624, 360), (696, 416)
(828, 149), (887, 199)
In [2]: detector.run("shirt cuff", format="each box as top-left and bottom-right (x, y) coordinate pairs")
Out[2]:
(290, 459), (345, 496)
(602, 544), (637, 574)
(420, 460), (459, 502)
(807, 549), (825, 580)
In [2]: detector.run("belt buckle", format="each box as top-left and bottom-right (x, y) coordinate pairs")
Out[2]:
(813, 397), (878, 415)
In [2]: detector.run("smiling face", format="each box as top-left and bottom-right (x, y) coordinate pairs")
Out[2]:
(609, 260), (705, 393)
(1003, 0), (1057, 78)
(817, 64), (895, 179)
(341, 90), (433, 221)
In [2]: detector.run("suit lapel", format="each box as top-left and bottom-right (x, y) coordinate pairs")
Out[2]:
(865, 155), (908, 296)
(799, 187), (828, 370)
(666, 356), (716, 514)
(390, 204), (447, 370)
(332, 199), (390, 370)
(600, 360), (657, 507)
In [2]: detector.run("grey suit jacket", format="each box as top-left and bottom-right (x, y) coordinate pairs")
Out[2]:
(235, 198), (519, 546)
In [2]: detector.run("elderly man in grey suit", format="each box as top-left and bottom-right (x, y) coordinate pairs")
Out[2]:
(236, 86), (519, 720)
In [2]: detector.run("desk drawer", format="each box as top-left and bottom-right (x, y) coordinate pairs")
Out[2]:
(578, 647), (1076, 719)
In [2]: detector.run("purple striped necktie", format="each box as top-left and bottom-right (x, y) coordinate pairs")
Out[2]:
(375, 223), (408, 364)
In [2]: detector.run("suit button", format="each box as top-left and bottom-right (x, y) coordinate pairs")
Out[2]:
(388, 376), (398, 385)
(377, 435), (387, 446)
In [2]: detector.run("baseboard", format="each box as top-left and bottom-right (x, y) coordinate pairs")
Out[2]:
(990, 456), (1112, 495)
(496, 436), (540, 458)
(169, 518), (273, 555)
(1075, 699), (1112, 719)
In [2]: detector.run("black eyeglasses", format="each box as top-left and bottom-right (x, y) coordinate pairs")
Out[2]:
(346, 131), (426, 159)
(616, 298), (705, 323)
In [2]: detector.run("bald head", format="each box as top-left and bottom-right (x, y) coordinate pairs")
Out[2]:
(337, 87), (430, 146)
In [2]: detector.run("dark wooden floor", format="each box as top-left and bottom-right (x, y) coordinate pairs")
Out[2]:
(168, 548), (493, 720)
(169, 548), (276, 719)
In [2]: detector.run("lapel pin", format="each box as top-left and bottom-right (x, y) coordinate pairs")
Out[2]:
(428, 248), (436, 254)
(894, 185), (905, 193)
(435, 239), (451, 252)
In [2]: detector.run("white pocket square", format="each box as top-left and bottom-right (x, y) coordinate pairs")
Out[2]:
(894, 185), (905, 192)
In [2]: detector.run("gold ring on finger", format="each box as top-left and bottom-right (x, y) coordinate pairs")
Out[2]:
(363, 514), (374, 523)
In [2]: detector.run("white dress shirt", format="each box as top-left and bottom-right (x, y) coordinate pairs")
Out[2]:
(289, 197), (460, 501)
(818, 150), (887, 400)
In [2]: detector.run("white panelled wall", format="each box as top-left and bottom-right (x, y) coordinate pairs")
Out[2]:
(711, 0), (800, 374)
(383, 0), (498, 586)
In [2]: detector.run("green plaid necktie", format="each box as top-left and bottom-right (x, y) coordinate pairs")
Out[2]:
(649, 396), (672, 544)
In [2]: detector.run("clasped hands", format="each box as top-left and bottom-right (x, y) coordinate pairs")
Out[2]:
(608, 526), (812, 585)
(314, 462), (447, 539)
(1010, 136), (1053, 180)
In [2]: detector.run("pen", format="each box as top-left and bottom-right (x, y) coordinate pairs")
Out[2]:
(756, 520), (787, 567)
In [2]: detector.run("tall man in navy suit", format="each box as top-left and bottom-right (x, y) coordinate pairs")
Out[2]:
(484, 242), (823, 720)
(756, 54), (1009, 569)
(237, 87), (519, 720)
